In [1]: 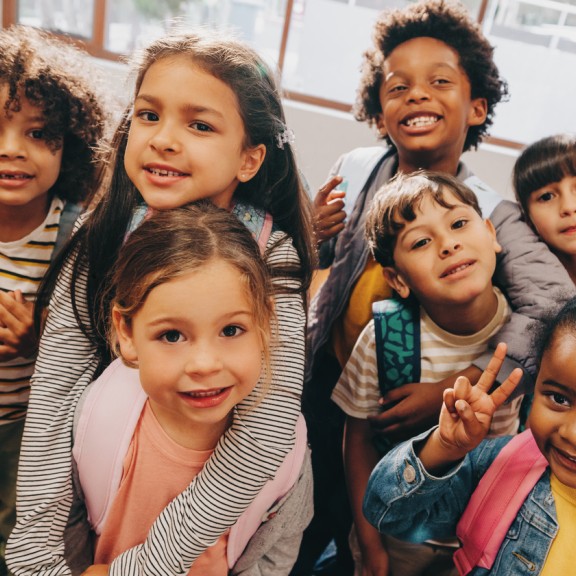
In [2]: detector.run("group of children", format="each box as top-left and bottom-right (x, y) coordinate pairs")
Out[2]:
(0, 0), (575, 575)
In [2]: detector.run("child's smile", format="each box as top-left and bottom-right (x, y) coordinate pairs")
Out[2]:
(124, 55), (264, 211)
(529, 333), (576, 489)
(378, 37), (487, 174)
(114, 258), (264, 451)
(0, 85), (62, 231)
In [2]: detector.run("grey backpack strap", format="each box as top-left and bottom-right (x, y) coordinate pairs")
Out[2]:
(53, 201), (83, 259)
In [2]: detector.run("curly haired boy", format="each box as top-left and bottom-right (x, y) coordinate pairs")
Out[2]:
(0, 25), (110, 574)
(301, 1), (575, 574)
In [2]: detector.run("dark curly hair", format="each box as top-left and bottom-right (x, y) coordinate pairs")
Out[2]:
(0, 25), (109, 203)
(354, 0), (509, 151)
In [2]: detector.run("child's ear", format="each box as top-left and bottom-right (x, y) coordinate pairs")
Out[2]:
(238, 144), (266, 182)
(376, 114), (388, 139)
(468, 97), (488, 127)
(112, 307), (139, 365)
(382, 267), (411, 299)
(484, 218), (502, 254)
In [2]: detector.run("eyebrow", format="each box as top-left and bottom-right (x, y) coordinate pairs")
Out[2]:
(539, 380), (575, 396)
(134, 94), (224, 119)
(385, 62), (459, 82)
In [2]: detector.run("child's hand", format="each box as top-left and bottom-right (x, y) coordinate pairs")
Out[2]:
(81, 565), (109, 576)
(313, 176), (346, 244)
(0, 290), (38, 361)
(437, 343), (522, 454)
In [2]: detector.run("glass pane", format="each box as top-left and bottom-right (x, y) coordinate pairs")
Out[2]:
(282, 0), (482, 105)
(17, 0), (94, 39)
(105, 0), (286, 70)
(482, 0), (576, 143)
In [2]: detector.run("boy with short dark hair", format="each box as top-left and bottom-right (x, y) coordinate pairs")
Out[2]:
(299, 0), (575, 573)
(333, 171), (523, 575)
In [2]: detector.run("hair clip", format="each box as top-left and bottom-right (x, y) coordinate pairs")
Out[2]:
(276, 126), (295, 149)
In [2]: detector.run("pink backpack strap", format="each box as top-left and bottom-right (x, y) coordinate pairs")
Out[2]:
(227, 414), (308, 568)
(454, 430), (548, 575)
(72, 358), (147, 535)
(257, 212), (273, 254)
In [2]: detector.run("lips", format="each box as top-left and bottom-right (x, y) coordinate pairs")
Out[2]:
(144, 164), (189, 177)
(401, 112), (441, 128)
(440, 260), (474, 278)
(0, 171), (33, 180)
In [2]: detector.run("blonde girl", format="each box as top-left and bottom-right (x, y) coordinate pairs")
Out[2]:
(7, 30), (315, 575)
(70, 203), (311, 576)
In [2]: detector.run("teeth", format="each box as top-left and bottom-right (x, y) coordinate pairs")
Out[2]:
(185, 388), (224, 398)
(148, 167), (183, 177)
(405, 115), (438, 127)
(0, 173), (31, 179)
(445, 263), (470, 276)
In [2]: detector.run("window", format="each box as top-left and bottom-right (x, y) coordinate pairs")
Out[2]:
(2, 0), (574, 147)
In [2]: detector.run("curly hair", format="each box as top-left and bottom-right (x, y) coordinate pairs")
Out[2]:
(0, 25), (110, 203)
(354, 0), (509, 151)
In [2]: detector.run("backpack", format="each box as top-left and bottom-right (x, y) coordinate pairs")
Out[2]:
(72, 359), (308, 569)
(453, 429), (548, 575)
(53, 201), (83, 258)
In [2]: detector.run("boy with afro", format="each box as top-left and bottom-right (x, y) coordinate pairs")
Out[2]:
(0, 26), (110, 574)
(300, 1), (575, 574)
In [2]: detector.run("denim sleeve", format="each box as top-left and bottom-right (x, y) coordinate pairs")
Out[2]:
(363, 429), (510, 543)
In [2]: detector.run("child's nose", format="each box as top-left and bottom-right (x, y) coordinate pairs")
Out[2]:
(560, 194), (576, 216)
(440, 238), (462, 256)
(184, 343), (223, 376)
(406, 82), (431, 102)
(149, 123), (181, 154)
(0, 132), (26, 159)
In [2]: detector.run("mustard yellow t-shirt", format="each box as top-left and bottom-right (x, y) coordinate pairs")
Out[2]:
(331, 257), (392, 368)
(540, 474), (576, 576)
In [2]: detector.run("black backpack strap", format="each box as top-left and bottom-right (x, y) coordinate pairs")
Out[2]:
(53, 201), (83, 259)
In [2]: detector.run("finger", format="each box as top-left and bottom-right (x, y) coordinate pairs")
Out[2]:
(12, 289), (25, 304)
(314, 176), (344, 206)
(475, 342), (508, 393)
(317, 223), (346, 242)
(453, 375), (473, 401)
(317, 205), (347, 229)
(489, 367), (523, 408)
(454, 399), (483, 438)
(443, 387), (457, 417)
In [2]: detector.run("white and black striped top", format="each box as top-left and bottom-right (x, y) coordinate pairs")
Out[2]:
(8, 227), (305, 576)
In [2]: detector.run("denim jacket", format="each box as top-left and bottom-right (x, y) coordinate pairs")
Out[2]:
(363, 429), (558, 575)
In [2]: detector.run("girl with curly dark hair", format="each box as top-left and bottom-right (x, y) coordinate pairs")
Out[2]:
(0, 25), (109, 575)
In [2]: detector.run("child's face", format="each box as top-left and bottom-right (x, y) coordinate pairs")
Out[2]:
(529, 332), (576, 489)
(383, 190), (501, 316)
(377, 37), (487, 173)
(526, 175), (576, 259)
(113, 259), (264, 449)
(0, 85), (62, 213)
(125, 55), (265, 211)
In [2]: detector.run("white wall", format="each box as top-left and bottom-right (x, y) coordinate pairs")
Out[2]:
(284, 99), (520, 202)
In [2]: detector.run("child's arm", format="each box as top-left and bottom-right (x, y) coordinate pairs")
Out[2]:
(419, 343), (522, 475)
(344, 417), (389, 576)
(0, 290), (37, 361)
(6, 248), (102, 576)
(108, 230), (305, 575)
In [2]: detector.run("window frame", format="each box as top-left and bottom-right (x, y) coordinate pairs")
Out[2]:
(1, 0), (525, 149)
